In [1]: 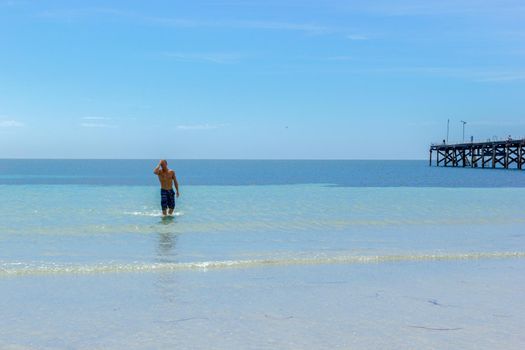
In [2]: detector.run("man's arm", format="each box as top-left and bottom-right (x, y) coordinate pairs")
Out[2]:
(153, 161), (162, 175)
(172, 171), (180, 197)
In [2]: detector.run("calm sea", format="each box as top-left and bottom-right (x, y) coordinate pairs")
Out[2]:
(1, 160), (524, 349)
(1, 158), (524, 271)
(1, 159), (524, 187)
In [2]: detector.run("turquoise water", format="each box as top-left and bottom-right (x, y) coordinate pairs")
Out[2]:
(2, 185), (525, 275)
(1, 161), (525, 349)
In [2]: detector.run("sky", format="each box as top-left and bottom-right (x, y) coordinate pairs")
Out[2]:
(0, 0), (524, 159)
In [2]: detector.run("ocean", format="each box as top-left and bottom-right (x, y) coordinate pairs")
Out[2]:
(1, 160), (524, 349)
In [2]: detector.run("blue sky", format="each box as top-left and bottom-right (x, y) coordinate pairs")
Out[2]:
(0, 0), (524, 159)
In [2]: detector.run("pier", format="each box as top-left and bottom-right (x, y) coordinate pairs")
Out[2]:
(429, 139), (525, 169)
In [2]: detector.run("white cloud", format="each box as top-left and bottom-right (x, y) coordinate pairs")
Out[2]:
(82, 116), (110, 120)
(38, 8), (334, 35)
(347, 34), (368, 41)
(324, 55), (353, 61)
(80, 123), (117, 128)
(0, 119), (24, 127)
(345, 0), (525, 17)
(314, 65), (525, 83)
(177, 124), (219, 130)
(0, 0), (21, 7)
(164, 52), (242, 64)
(407, 121), (440, 127)
(468, 120), (525, 126)
(80, 117), (117, 128)
(222, 19), (330, 34)
(119, 15), (334, 34)
(474, 73), (525, 82)
(149, 17), (331, 34)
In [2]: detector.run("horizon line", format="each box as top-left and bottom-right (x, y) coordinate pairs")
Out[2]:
(0, 157), (427, 161)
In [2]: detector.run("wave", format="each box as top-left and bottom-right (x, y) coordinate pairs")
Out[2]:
(4, 216), (525, 237)
(1, 251), (524, 277)
(124, 211), (184, 217)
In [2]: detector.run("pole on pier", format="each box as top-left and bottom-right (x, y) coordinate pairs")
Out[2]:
(429, 149), (432, 166)
(447, 119), (450, 144)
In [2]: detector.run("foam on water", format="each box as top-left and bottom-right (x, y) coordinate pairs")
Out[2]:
(124, 211), (184, 217)
(3, 216), (525, 237)
(2, 251), (524, 277)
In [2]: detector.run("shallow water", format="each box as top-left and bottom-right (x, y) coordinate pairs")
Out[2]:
(1, 160), (524, 349)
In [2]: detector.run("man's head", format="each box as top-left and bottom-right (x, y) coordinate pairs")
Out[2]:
(160, 159), (168, 171)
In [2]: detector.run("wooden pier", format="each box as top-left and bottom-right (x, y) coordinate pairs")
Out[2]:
(429, 139), (525, 169)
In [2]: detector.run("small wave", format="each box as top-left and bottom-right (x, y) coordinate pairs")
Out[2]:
(4, 216), (525, 237)
(1, 252), (524, 277)
(124, 211), (184, 217)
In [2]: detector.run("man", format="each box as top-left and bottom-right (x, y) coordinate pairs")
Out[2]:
(153, 159), (180, 216)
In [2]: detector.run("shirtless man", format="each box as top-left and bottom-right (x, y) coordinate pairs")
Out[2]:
(153, 159), (180, 216)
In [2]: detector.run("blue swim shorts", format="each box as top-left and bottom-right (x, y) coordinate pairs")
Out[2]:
(161, 189), (175, 210)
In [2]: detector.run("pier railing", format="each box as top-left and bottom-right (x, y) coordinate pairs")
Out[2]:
(429, 139), (525, 169)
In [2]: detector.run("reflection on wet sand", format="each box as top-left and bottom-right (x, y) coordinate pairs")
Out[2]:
(155, 223), (179, 304)
(157, 218), (177, 262)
